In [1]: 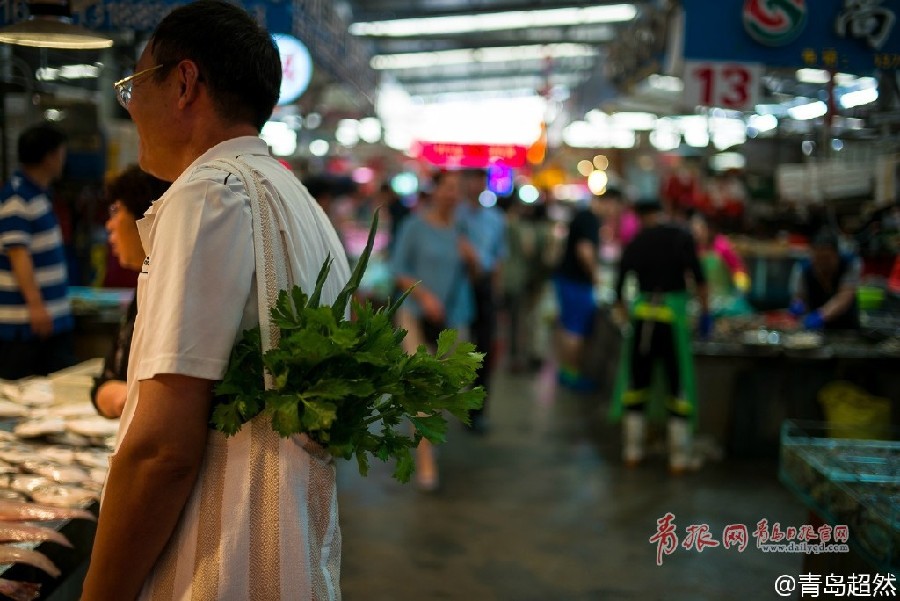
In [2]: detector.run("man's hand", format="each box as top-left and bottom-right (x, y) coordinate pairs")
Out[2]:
(27, 301), (53, 337)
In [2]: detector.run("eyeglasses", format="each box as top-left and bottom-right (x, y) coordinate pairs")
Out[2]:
(113, 64), (165, 109)
(108, 201), (122, 218)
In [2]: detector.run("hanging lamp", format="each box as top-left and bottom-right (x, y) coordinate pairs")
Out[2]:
(0, 1), (113, 49)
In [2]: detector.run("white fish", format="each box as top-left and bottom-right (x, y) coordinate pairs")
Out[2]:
(10, 475), (52, 495)
(36, 446), (75, 464)
(21, 461), (89, 485)
(0, 546), (59, 577)
(0, 578), (40, 601)
(0, 401), (27, 418)
(30, 485), (97, 509)
(13, 418), (66, 439)
(0, 521), (72, 547)
(73, 451), (110, 471)
(0, 490), (26, 502)
(0, 499), (94, 522)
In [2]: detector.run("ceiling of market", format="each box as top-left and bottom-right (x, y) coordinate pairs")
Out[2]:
(341, 0), (656, 105)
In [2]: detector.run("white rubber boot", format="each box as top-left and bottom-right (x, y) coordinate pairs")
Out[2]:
(668, 417), (693, 475)
(623, 413), (646, 467)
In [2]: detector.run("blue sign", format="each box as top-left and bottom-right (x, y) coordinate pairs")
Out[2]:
(683, 0), (900, 73)
(0, 0), (292, 34)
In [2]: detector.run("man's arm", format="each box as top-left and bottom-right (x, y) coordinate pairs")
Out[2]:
(6, 246), (52, 337)
(575, 240), (599, 285)
(81, 374), (213, 601)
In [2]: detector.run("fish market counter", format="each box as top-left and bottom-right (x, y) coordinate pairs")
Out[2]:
(587, 308), (900, 460)
(691, 332), (900, 460)
(0, 360), (115, 600)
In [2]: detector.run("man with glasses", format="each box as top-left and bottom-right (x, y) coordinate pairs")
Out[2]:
(81, 1), (350, 599)
(0, 123), (74, 380)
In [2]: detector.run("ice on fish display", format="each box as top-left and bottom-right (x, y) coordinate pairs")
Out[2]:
(0, 521), (72, 548)
(0, 578), (40, 601)
(0, 546), (60, 577)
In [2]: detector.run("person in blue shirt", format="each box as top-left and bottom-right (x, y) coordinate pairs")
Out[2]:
(391, 169), (478, 489)
(789, 229), (860, 330)
(456, 168), (506, 432)
(0, 123), (74, 380)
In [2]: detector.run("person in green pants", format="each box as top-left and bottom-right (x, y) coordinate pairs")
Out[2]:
(610, 198), (710, 474)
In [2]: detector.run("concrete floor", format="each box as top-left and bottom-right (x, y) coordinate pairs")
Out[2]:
(336, 363), (805, 601)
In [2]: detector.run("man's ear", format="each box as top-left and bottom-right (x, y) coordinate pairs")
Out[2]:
(175, 60), (203, 108)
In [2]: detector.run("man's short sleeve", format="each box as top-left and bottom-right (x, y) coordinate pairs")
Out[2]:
(0, 196), (32, 250)
(135, 177), (255, 382)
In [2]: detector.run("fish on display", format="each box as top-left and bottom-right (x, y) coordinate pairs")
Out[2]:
(0, 521), (72, 547)
(30, 485), (97, 509)
(0, 578), (40, 601)
(0, 546), (60, 577)
(0, 499), (94, 522)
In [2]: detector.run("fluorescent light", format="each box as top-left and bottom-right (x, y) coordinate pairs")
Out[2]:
(611, 112), (657, 131)
(36, 64), (101, 81)
(840, 87), (878, 109)
(350, 4), (637, 37)
(748, 113), (778, 133)
(358, 118), (382, 143)
(788, 101), (828, 120)
(796, 69), (831, 84)
(371, 43), (595, 70)
(647, 74), (684, 92)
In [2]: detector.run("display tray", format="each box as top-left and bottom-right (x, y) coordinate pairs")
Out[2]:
(780, 420), (900, 572)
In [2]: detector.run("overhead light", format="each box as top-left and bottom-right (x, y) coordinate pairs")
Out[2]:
(611, 112), (657, 130)
(0, 1), (113, 49)
(646, 74), (684, 93)
(371, 43), (595, 70)
(518, 185), (540, 204)
(795, 69), (831, 84)
(351, 4), (637, 37)
(840, 88), (878, 108)
(788, 101), (828, 120)
(748, 113), (778, 133)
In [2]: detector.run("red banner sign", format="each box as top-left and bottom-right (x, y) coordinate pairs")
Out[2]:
(414, 142), (527, 169)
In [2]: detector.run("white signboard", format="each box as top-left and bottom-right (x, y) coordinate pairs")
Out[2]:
(683, 61), (763, 111)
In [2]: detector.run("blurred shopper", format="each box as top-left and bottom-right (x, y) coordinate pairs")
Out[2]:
(457, 168), (506, 431)
(789, 229), (860, 331)
(391, 170), (477, 490)
(501, 198), (532, 372)
(91, 165), (169, 418)
(611, 198), (709, 474)
(553, 194), (602, 391)
(690, 213), (750, 298)
(82, 2), (350, 599)
(375, 181), (410, 257)
(0, 123), (74, 380)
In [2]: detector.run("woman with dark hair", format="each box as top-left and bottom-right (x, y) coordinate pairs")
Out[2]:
(91, 165), (169, 417)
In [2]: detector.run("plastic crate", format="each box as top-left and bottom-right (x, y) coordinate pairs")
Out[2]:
(780, 420), (900, 572)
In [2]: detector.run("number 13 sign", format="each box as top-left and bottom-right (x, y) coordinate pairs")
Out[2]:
(683, 61), (763, 111)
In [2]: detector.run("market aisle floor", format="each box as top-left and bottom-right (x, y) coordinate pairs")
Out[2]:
(336, 362), (805, 601)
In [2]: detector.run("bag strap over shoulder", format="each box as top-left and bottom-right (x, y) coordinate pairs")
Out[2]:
(209, 157), (288, 391)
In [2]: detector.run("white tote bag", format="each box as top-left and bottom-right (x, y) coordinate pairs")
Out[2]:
(138, 158), (341, 601)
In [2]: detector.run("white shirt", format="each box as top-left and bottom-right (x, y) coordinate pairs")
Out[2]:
(116, 136), (350, 448)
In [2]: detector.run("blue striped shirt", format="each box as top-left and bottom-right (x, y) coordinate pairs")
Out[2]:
(0, 171), (73, 339)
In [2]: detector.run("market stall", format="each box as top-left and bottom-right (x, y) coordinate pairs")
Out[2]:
(0, 360), (113, 600)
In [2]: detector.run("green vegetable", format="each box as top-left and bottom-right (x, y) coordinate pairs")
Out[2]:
(212, 209), (485, 483)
